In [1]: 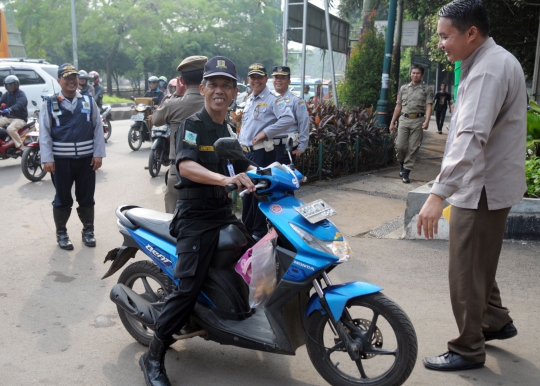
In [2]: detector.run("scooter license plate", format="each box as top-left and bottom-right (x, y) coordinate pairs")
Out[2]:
(130, 113), (145, 120)
(295, 199), (336, 224)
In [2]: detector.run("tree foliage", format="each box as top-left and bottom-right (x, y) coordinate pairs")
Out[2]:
(338, 20), (386, 109)
(5, 0), (283, 93)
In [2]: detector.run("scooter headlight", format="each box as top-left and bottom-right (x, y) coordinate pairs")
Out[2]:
(289, 223), (352, 263)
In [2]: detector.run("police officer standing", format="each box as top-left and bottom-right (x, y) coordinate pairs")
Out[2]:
(139, 56), (255, 386)
(153, 56), (207, 213)
(0, 75), (28, 155)
(39, 64), (106, 250)
(239, 63), (295, 240)
(271, 66), (310, 164)
(389, 64), (433, 183)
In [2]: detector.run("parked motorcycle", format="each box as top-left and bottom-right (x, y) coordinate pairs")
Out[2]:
(0, 100), (39, 162)
(101, 104), (113, 142)
(148, 124), (170, 177)
(102, 138), (418, 385)
(128, 98), (153, 151)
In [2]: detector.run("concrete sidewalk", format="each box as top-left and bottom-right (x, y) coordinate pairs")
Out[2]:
(298, 115), (447, 240)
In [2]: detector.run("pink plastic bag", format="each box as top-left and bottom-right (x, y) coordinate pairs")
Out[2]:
(235, 229), (278, 308)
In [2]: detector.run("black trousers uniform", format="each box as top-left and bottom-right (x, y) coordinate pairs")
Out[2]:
(52, 156), (95, 209)
(155, 108), (253, 340)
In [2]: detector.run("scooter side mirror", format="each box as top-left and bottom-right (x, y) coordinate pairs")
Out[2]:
(285, 137), (294, 153)
(130, 96), (135, 101)
(214, 137), (246, 161)
(32, 100), (37, 107)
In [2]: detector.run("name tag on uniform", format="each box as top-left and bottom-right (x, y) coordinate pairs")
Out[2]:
(199, 145), (214, 151)
(81, 100), (91, 114)
(256, 102), (268, 108)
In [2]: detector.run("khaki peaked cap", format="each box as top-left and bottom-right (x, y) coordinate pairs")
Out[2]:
(176, 56), (208, 73)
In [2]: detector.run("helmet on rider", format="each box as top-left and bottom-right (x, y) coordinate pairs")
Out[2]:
(167, 79), (177, 94)
(78, 70), (89, 86)
(148, 76), (159, 90)
(88, 71), (100, 85)
(4, 75), (20, 89)
(158, 76), (167, 89)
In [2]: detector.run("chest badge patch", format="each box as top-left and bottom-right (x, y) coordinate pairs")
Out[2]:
(184, 130), (197, 145)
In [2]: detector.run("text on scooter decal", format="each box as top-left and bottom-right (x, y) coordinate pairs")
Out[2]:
(145, 244), (173, 266)
(293, 260), (315, 271)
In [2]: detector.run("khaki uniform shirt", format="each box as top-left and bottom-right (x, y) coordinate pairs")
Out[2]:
(431, 38), (526, 210)
(397, 81), (434, 115)
(153, 88), (205, 161)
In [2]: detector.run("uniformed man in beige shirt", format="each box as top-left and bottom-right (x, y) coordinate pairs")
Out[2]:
(418, 0), (526, 373)
(389, 65), (434, 183)
(153, 56), (207, 213)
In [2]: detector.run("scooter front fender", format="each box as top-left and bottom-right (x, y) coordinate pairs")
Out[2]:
(306, 281), (383, 321)
(151, 137), (163, 150)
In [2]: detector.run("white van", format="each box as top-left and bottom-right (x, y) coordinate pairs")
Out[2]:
(0, 59), (60, 115)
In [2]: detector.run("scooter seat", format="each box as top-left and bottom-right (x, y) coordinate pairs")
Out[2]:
(125, 208), (176, 244)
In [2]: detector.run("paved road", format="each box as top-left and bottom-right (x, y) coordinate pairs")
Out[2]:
(1, 119), (539, 385)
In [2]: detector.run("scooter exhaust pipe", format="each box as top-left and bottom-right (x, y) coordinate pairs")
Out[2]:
(110, 284), (160, 328)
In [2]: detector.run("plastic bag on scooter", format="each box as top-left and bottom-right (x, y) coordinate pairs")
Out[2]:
(235, 229), (278, 308)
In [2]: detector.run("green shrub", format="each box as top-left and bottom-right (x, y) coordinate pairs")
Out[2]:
(338, 21), (385, 109)
(103, 95), (133, 104)
(525, 156), (540, 198)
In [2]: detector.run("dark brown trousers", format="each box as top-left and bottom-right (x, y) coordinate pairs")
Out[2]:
(447, 188), (513, 362)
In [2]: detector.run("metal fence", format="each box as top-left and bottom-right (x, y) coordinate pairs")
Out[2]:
(296, 135), (395, 180)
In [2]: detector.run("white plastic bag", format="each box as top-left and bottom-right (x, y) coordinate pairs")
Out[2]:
(248, 229), (278, 308)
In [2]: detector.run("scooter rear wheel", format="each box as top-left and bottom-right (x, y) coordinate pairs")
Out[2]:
(117, 261), (175, 346)
(21, 147), (46, 182)
(306, 292), (417, 386)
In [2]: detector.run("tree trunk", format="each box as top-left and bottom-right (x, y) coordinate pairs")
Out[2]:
(360, 0), (380, 35)
(106, 38), (120, 95)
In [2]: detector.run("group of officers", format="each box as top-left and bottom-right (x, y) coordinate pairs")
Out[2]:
(139, 56), (310, 386)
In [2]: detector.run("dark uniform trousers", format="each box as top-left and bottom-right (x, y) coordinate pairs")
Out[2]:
(51, 156), (95, 209)
(435, 108), (447, 132)
(155, 195), (254, 340)
(447, 188), (512, 362)
(241, 148), (276, 239)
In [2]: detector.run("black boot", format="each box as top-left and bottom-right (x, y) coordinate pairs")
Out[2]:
(140, 334), (173, 386)
(402, 169), (411, 184)
(53, 207), (73, 250)
(399, 162), (405, 177)
(77, 206), (96, 247)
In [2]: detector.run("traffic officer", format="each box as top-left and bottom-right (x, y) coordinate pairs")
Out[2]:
(271, 66), (310, 164)
(389, 64), (433, 183)
(0, 75), (28, 155)
(39, 63), (106, 250)
(139, 56), (256, 386)
(239, 63), (295, 240)
(153, 55), (207, 213)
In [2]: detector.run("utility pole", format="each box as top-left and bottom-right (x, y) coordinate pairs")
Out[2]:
(532, 14), (540, 103)
(375, 0), (397, 129)
(391, 0), (404, 91)
(70, 0), (78, 69)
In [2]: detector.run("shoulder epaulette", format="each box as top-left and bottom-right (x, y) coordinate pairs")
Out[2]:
(270, 90), (281, 98)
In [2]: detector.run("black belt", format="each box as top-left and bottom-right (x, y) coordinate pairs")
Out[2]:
(178, 186), (226, 200)
(402, 113), (425, 119)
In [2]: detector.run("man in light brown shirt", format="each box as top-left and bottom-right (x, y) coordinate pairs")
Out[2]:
(153, 56), (207, 213)
(418, 0), (526, 372)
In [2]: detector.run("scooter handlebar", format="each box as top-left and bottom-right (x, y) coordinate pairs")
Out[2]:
(224, 184), (238, 193)
(239, 182), (268, 198)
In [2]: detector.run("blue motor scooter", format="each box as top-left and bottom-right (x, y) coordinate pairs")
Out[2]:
(102, 138), (417, 386)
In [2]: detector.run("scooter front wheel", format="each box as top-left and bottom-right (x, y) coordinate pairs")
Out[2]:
(103, 119), (112, 141)
(148, 147), (162, 177)
(117, 261), (175, 346)
(306, 292), (417, 386)
(21, 147), (46, 182)
(128, 126), (143, 151)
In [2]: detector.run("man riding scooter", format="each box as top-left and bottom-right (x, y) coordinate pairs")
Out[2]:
(0, 75), (28, 155)
(89, 71), (103, 111)
(78, 70), (95, 97)
(144, 76), (165, 106)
